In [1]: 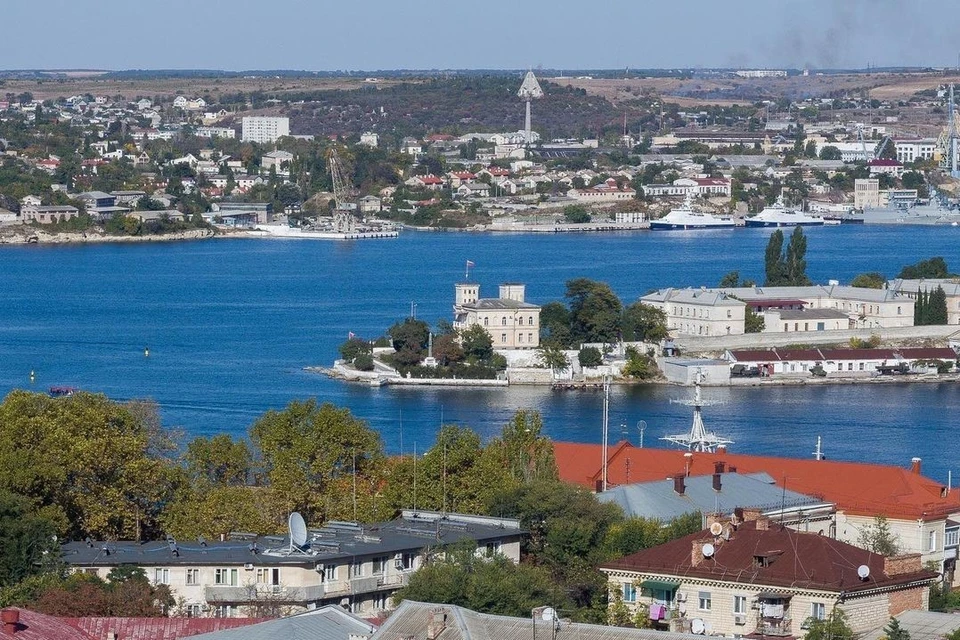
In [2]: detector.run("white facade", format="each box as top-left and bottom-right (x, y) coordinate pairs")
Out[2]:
(196, 126), (236, 139)
(895, 139), (937, 163)
(641, 288), (746, 337)
(855, 178), (880, 209)
(241, 116), (291, 144)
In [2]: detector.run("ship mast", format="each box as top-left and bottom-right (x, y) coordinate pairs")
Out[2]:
(660, 369), (733, 453)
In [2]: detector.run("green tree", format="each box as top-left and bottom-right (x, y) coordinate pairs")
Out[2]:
(784, 226), (812, 286)
(249, 400), (385, 524)
(764, 229), (786, 286)
(184, 434), (251, 486)
(719, 270), (742, 288)
(857, 516), (900, 556)
(539, 301), (573, 348)
(578, 346), (603, 367)
(460, 324), (494, 362)
(565, 278), (623, 345)
(388, 318), (430, 353)
(338, 337), (372, 362)
(851, 272), (886, 289)
(622, 346), (660, 380)
(901, 171), (926, 193)
(898, 257), (949, 280)
(804, 608), (854, 640)
(393, 541), (568, 617)
(563, 204), (591, 223)
(0, 490), (59, 588)
(160, 485), (274, 540)
(882, 617), (911, 640)
(744, 306), (765, 333)
(536, 344), (570, 374)
(621, 302), (668, 342)
(819, 146), (842, 160)
(483, 411), (557, 486)
(353, 353), (375, 371)
(432, 332), (464, 366)
(927, 286), (948, 325)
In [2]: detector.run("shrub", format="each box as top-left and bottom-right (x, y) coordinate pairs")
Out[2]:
(353, 353), (374, 372)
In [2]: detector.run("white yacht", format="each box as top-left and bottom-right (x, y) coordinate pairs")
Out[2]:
(650, 194), (736, 230)
(746, 196), (825, 228)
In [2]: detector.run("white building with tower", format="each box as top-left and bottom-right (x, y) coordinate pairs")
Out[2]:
(453, 282), (541, 349)
(241, 116), (290, 144)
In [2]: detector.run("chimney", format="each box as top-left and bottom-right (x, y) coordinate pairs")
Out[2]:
(729, 465), (738, 473)
(884, 553), (922, 577)
(706, 512), (724, 529)
(1, 609), (19, 635)
(427, 607), (448, 640)
(691, 540), (706, 567)
(714, 461), (726, 474)
(673, 473), (686, 496)
(755, 516), (770, 531)
(911, 457), (922, 474)
(741, 507), (762, 522)
(684, 452), (694, 476)
(713, 473), (722, 492)
(595, 479), (603, 493)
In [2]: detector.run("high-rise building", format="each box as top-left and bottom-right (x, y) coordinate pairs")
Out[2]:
(241, 116), (290, 144)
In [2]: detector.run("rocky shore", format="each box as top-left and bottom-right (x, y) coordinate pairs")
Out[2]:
(0, 228), (217, 245)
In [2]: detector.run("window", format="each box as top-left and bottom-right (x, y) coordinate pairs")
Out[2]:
(518, 334), (523, 343)
(734, 595), (747, 615)
(929, 530), (938, 552)
(214, 568), (238, 586)
(214, 605), (237, 618)
(623, 582), (637, 602)
(372, 556), (387, 575)
(373, 593), (388, 610)
(518, 317), (523, 326)
(186, 569), (199, 585)
(484, 541), (501, 557)
(401, 552), (416, 570)
(186, 603), (203, 618)
(528, 333), (533, 342)
(727, 309), (732, 318)
(351, 560), (364, 578)
(529, 316), (533, 324)
(811, 602), (826, 620)
(257, 568), (279, 585)
(154, 568), (169, 585)
(501, 317), (507, 326)
(698, 591), (712, 611)
(859, 362), (865, 371)
(323, 564), (338, 583)
(501, 333), (506, 343)
(945, 528), (959, 548)
(483, 317), (488, 326)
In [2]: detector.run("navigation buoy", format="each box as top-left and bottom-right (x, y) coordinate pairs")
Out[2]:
(144, 347), (150, 358)
(29, 370), (35, 382)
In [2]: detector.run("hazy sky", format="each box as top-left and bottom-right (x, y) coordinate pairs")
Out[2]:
(2, 0), (957, 71)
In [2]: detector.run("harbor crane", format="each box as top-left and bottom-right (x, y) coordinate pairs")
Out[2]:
(327, 148), (357, 233)
(936, 84), (960, 177)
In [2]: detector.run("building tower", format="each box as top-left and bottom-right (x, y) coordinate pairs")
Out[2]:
(517, 71), (544, 145)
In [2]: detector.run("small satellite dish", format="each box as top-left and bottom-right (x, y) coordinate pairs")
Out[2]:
(692, 618), (706, 635)
(710, 522), (724, 536)
(289, 512), (308, 549)
(857, 564), (871, 580)
(702, 543), (715, 557)
(542, 607), (556, 621)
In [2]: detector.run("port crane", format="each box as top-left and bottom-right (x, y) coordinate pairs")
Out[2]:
(327, 149), (356, 233)
(936, 84), (960, 177)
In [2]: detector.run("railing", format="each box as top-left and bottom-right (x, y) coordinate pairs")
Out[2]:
(204, 584), (328, 603)
(756, 618), (792, 637)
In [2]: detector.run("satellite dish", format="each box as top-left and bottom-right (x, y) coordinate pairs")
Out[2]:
(857, 564), (871, 580)
(702, 543), (715, 557)
(288, 512), (308, 549)
(542, 607), (556, 621)
(710, 522), (724, 536)
(692, 618), (706, 635)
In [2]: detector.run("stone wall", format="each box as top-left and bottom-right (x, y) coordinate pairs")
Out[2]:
(676, 325), (960, 354)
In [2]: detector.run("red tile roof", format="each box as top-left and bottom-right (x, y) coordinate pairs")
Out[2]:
(0, 609), (260, 640)
(602, 520), (937, 594)
(897, 348), (958, 360)
(869, 159), (903, 166)
(552, 441), (960, 520)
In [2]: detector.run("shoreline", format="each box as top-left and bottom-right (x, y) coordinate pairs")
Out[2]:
(0, 228), (218, 245)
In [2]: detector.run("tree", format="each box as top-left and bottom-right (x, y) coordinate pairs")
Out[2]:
(927, 286), (948, 325)
(565, 278), (623, 345)
(719, 270), (741, 288)
(898, 257), (949, 280)
(621, 302), (668, 342)
(249, 400), (385, 524)
(388, 318), (430, 353)
(622, 346), (660, 380)
(882, 617), (911, 640)
(563, 204), (591, 223)
(764, 229), (786, 286)
(536, 344), (570, 374)
(901, 171), (926, 192)
(483, 411), (557, 486)
(857, 516), (900, 556)
(460, 324), (493, 362)
(784, 226), (812, 286)
(160, 485), (274, 540)
(393, 542), (568, 617)
(540, 301), (573, 348)
(184, 434), (251, 486)
(432, 332), (464, 366)
(744, 306), (765, 333)
(851, 272), (886, 289)
(338, 337), (372, 362)
(819, 145), (842, 160)
(26, 569), (174, 617)
(0, 490), (59, 588)
(804, 608), (854, 640)
(353, 353), (375, 371)
(578, 347), (603, 367)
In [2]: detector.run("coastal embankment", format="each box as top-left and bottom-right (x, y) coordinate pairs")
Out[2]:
(0, 228), (216, 245)
(675, 325), (960, 354)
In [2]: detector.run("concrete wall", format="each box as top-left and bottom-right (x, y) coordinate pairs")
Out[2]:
(676, 325), (960, 354)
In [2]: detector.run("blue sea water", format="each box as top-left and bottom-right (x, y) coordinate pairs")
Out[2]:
(1, 225), (959, 481)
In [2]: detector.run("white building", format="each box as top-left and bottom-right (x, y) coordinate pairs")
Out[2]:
(262, 150), (295, 176)
(854, 178), (880, 209)
(360, 132), (379, 148)
(640, 288), (746, 337)
(895, 138), (937, 163)
(241, 116), (291, 144)
(196, 126), (236, 139)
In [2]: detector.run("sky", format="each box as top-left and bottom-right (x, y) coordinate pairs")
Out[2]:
(2, 0), (957, 71)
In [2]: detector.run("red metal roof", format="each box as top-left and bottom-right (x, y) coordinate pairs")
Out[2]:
(0, 609), (261, 640)
(553, 441), (960, 520)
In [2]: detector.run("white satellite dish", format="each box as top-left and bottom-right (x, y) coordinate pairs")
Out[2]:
(288, 512), (308, 550)
(692, 618), (706, 635)
(541, 607), (556, 622)
(702, 543), (715, 557)
(857, 564), (871, 580)
(709, 522), (724, 536)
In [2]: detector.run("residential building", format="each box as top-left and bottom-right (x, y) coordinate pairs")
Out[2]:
(553, 442), (960, 583)
(358, 195), (382, 214)
(869, 158), (905, 177)
(761, 308), (851, 333)
(598, 470), (834, 531)
(401, 137), (422, 155)
(601, 516), (937, 637)
(566, 180), (636, 202)
(261, 150), (294, 176)
(640, 288), (746, 337)
(453, 283), (541, 349)
(189, 606), (375, 639)
(855, 178), (881, 209)
(196, 126), (236, 139)
(20, 205), (79, 224)
(240, 117), (290, 144)
(359, 132), (379, 148)
(63, 511), (522, 618)
(889, 279), (960, 325)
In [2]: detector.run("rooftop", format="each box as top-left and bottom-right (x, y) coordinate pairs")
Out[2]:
(0, 609), (258, 640)
(189, 606), (375, 640)
(862, 610), (960, 640)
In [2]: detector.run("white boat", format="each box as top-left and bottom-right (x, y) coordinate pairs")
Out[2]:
(650, 195), (736, 230)
(253, 223), (398, 240)
(745, 196), (825, 228)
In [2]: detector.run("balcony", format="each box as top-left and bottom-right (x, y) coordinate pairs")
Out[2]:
(756, 618), (793, 637)
(204, 584), (328, 604)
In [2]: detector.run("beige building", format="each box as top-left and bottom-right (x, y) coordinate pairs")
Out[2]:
(63, 511), (522, 619)
(453, 283), (541, 349)
(855, 178), (880, 209)
(640, 288), (746, 337)
(889, 279), (960, 325)
(601, 514), (938, 638)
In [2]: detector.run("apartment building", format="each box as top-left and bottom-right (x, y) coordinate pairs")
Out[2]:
(240, 117), (290, 144)
(640, 288), (746, 337)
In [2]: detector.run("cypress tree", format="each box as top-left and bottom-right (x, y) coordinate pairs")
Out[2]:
(929, 286), (948, 325)
(764, 230), (785, 286)
(785, 226), (811, 286)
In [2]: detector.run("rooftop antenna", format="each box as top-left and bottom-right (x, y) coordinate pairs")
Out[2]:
(601, 374), (611, 491)
(288, 512), (308, 553)
(661, 369), (733, 453)
(637, 420), (646, 448)
(813, 435), (825, 460)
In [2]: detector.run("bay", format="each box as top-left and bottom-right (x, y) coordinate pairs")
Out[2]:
(1, 225), (958, 482)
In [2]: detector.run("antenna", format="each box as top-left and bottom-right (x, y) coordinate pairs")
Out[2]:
(702, 543), (715, 557)
(709, 522), (724, 536)
(661, 369), (733, 453)
(857, 564), (871, 580)
(288, 512), (308, 552)
(601, 375), (611, 491)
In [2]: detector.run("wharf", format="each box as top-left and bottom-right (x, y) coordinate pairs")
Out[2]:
(488, 221), (649, 233)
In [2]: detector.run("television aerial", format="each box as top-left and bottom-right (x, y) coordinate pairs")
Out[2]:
(289, 512), (308, 552)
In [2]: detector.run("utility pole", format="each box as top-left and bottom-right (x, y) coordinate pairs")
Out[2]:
(601, 375), (610, 491)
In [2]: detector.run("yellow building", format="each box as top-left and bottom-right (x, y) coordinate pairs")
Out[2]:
(453, 283), (541, 349)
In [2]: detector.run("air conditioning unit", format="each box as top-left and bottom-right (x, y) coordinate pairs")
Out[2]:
(675, 592), (686, 602)
(734, 615), (746, 626)
(243, 563), (254, 570)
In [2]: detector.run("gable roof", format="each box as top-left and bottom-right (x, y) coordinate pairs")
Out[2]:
(552, 442), (960, 521)
(189, 606), (375, 640)
(0, 609), (258, 640)
(602, 520), (937, 594)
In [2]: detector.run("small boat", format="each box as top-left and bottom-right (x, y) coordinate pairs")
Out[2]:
(650, 194), (736, 230)
(49, 386), (77, 397)
(745, 196), (825, 228)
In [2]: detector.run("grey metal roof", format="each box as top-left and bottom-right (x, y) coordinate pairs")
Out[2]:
(861, 610), (960, 640)
(190, 605), (375, 640)
(641, 288), (745, 308)
(769, 308), (850, 320)
(597, 472), (829, 521)
(462, 298), (539, 310)
(374, 600), (710, 640)
(62, 511), (522, 568)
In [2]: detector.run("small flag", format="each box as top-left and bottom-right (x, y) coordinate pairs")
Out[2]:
(348, 331), (356, 339)
(466, 260), (475, 267)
